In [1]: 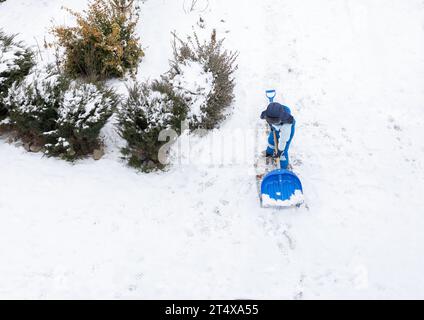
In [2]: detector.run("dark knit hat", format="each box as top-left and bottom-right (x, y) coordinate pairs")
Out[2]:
(260, 103), (294, 125)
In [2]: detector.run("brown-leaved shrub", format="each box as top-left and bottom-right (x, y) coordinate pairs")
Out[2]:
(51, 0), (144, 80)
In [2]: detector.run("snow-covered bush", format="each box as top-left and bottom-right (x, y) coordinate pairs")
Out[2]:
(4, 65), (118, 160)
(168, 30), (238, 129)
(51, 0), (144, 80)
(169, 60), (214, 127)
(5, 66), (67, 138)
(0, 31), (34, 119)
(44, 81), (118, 159)
(118, 81), (186, 171)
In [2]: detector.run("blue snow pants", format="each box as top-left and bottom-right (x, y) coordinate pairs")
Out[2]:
(266, 121), (296, 170)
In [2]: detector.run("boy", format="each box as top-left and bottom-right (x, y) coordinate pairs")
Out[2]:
(260, 102), (295, 170)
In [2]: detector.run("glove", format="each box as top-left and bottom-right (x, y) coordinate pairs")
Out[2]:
(265, 151), (282, 159)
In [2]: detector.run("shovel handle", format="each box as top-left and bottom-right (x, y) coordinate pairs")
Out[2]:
(266, 90), (276, 103)
(273, 129), (281, 169)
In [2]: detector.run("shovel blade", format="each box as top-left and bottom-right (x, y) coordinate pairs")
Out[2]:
(261, 169), (304, 207)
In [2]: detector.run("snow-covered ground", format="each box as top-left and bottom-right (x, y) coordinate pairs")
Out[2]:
(1, 0), (424, 299)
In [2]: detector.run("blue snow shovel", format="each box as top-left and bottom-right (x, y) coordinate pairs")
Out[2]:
(260, 90), (304, 207)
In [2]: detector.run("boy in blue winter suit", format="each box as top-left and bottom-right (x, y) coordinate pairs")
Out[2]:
(260, 102), (295, 170)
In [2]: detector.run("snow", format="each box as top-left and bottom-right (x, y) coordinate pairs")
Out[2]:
(1, 0), (424, 299)
(0, 118), (10, 125)
(262, 190), (304, 208)
(0, 44), (24, 82)
(171, 60), (214, 120)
